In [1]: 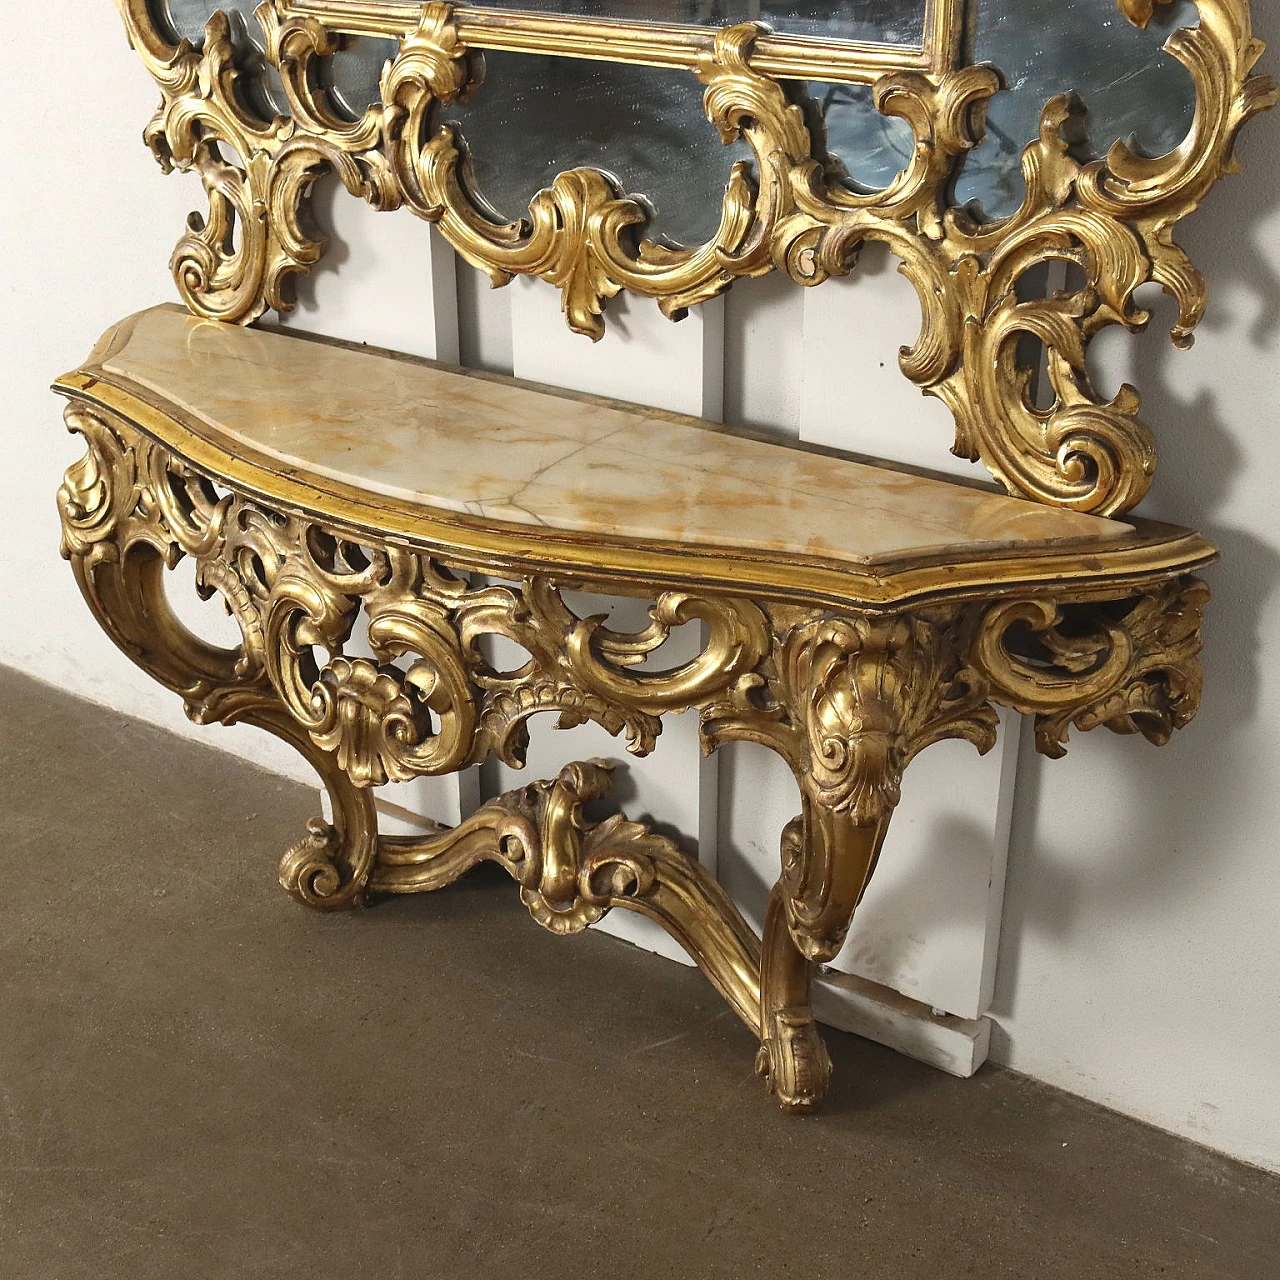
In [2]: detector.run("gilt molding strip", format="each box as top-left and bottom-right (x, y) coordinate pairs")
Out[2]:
(283, 0), (964, 81)
(114, 0), (1275, 516)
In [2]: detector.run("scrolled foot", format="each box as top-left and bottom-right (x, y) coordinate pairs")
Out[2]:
(755, 1007), (833, 1113)
(279, 818), (370, 911)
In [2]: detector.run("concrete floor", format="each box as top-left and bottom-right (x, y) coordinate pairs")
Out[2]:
(2, 667), (1278, 1279)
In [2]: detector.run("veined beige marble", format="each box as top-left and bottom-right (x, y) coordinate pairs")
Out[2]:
(98, 306), (1131, 565)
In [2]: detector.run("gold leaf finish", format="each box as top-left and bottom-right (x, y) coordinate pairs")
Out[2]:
(287, 0), (963, 83)
(373, 758), (764, 1030)
(78, 0), (1266, 1106)
(113, 1), (1273, 513)
(57, 388), (1215, 1110)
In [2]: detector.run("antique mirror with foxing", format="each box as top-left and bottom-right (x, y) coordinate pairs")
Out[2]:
(118, 0), (1272, 518)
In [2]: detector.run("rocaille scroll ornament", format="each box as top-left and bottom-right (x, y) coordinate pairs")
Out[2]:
(113, 0), (1274, 516)
(78, 0), (1263, 1111)
(58, 401), (1214, 1107)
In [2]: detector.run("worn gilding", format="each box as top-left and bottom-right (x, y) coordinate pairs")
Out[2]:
(57, 312), (1216, 1109)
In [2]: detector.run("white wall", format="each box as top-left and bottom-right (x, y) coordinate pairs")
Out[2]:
(0, 6), (312, 785)
(988, 40), (1280, 1171)
(3, 6), (1278, 1172)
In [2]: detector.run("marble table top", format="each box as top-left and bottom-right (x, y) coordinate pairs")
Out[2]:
(90, 306), (1130, 567)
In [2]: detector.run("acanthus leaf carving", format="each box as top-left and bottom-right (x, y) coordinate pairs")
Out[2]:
(117, 1), (1272, 514)
(973, 578), (1210, 758)
(704, 609), (999, 961)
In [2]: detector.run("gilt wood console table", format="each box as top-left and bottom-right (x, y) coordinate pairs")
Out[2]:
(60, 304), (1214, 1109)
(59, 0), (1273, 1110)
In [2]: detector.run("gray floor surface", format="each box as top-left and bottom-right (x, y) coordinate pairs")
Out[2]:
(2, 666), (1278, 1279)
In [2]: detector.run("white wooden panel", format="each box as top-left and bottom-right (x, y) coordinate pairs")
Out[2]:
(281, 188), (477, 827)
(509, 276), (724, 415)
(723, 274), (804, 439)
(813, 972), (990, 1078)
(283, 184), (458, 364)
(788, 251), (1020, 1018)
(491, 277), (724, 963)
(799, 244), (977, 477)
(455, 259), (514, 375)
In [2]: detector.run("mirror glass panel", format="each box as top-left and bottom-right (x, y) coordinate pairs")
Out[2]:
(452, 0), (930, 47)
(149, 0), (1205, 239)
(802, 80), (915, 191)
(954, 0), (1198, 218)
(444, 52), (754, 246)
(155, 0), (288, 117)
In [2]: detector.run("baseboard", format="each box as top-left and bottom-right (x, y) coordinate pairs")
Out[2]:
(814, 969), (990, 1078)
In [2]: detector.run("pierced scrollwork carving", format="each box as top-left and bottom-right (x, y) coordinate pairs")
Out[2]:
(58, 398), (1214, 1109)
(263, 567), (481, 787)
(786, 0), (1274, 515)
(117, 0), (431, 323)
(57, 405), (382, 910)
(58, 403), (770, 791)
(114, 1), (1273, 515)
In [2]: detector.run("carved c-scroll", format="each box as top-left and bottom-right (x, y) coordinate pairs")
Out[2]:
(115, 1), (1273, 514)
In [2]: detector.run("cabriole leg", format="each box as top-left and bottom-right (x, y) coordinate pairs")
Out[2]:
(706, 609), (998, 1109)
(268, 703), (379, 911)
(757, 874), (831, 1113)
(58, 406), (378, 910)
(756, 807), (892, 1111)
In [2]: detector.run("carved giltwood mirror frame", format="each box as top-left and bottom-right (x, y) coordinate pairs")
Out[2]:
(117, 0), (1274, 516)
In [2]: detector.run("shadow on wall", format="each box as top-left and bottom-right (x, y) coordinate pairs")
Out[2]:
(717, 734), (1005, 1005)
(991, 4), (1280, 1039)
(285, 174), (352, 309)
(721, 786), (1002, 992)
